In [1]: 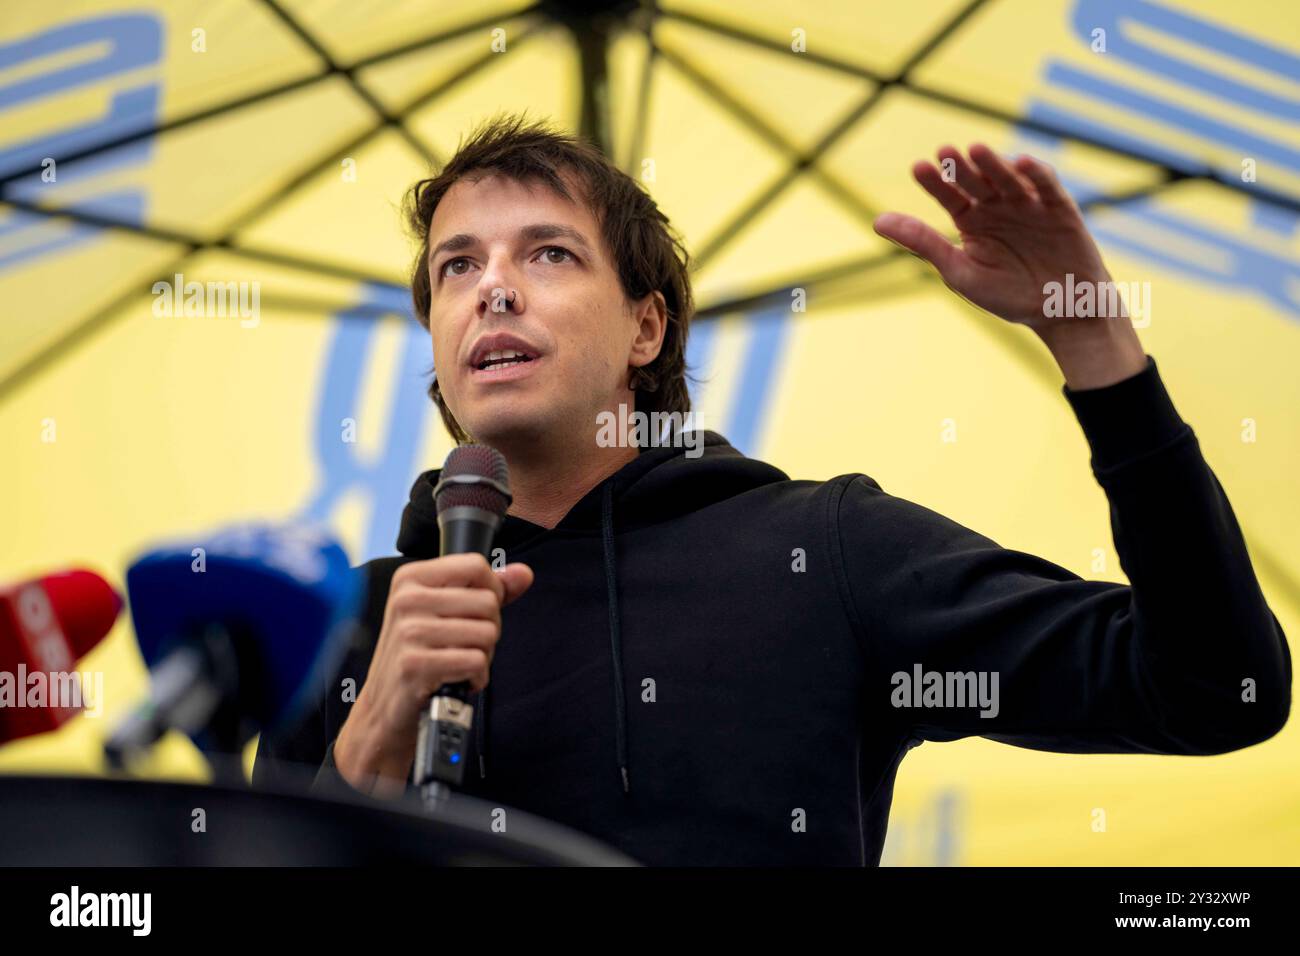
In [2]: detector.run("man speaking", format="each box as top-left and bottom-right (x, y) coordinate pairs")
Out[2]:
(254, 114), (1290, 866)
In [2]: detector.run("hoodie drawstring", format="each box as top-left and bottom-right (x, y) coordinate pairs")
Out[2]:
(602, 482), (631, 794)
(477, 685), (488, 780)
(477, 481), (630, 795)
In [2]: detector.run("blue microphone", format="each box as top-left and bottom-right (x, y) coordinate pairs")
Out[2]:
(105, 523), (362, 782)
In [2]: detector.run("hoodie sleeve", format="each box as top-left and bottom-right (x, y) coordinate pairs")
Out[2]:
(250, 702), (328, 791)
(251, 683), (360, 797)
(251, 716), (363, 798)
(252, 559), (411, 798)
(833, 355), (1291, 755)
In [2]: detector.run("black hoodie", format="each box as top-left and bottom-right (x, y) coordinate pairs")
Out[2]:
(254, 356), (1291, 865)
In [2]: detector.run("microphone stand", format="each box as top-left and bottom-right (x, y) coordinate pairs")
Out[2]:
(104, 623), (256, 788)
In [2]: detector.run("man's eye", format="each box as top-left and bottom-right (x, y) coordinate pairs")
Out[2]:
(538, 246), (573, 264)
(441, 257), (472, 278)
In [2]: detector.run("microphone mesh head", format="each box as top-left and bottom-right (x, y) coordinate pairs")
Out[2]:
(436, 444), (511, 516)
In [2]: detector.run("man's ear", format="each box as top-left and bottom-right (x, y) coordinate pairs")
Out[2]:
(628, 290), (668, 369)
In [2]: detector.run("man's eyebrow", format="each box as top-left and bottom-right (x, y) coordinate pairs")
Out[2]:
(428, 233), (477, 265)
(518, 223), (594, 257)
(427, 223), (595, 266)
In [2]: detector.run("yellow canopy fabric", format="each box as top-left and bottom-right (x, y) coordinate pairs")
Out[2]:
(1, 0), (1297, 864)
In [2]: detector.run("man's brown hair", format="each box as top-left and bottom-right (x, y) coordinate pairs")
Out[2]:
(404, 112), (695, 444)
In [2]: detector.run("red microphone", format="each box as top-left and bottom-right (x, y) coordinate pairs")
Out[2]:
(0, 569), (122, 744)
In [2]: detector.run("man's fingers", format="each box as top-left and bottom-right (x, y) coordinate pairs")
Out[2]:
(1013, 155), (1072, 209)
(498, 563), (535, 605)
(969, 143), (1034, 201)
(874, 212), (961, 277)
(936, 144), (996, 201)
(393, 616), (499, 653)
(398, 648), (492, 697)
(390, 584), (501, 623)
(392, 553), (505, 602)
(913, 161), (972, 219)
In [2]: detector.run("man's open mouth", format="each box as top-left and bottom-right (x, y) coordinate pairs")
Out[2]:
(475, 349), (536, 371)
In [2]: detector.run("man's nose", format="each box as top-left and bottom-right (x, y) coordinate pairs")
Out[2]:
(477, 259), (521, 316)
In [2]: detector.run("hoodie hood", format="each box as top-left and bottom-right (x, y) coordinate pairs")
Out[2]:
(393, 431), (788, 793)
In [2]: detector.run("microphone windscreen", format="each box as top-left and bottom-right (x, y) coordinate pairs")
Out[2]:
(126, 524), (362, 734)
(436, 445), (511, 516)
(40, 569), (122, 659)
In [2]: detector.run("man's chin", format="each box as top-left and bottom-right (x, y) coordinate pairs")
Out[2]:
(460, 407), (559, 450)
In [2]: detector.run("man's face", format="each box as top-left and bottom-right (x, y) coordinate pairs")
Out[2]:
(425, 172), (655, 449)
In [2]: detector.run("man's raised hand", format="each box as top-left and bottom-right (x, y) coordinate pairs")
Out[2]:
(874, 144), (1110, 332)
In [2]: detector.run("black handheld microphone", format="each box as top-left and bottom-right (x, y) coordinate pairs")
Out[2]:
(414, 444), (511, 807)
